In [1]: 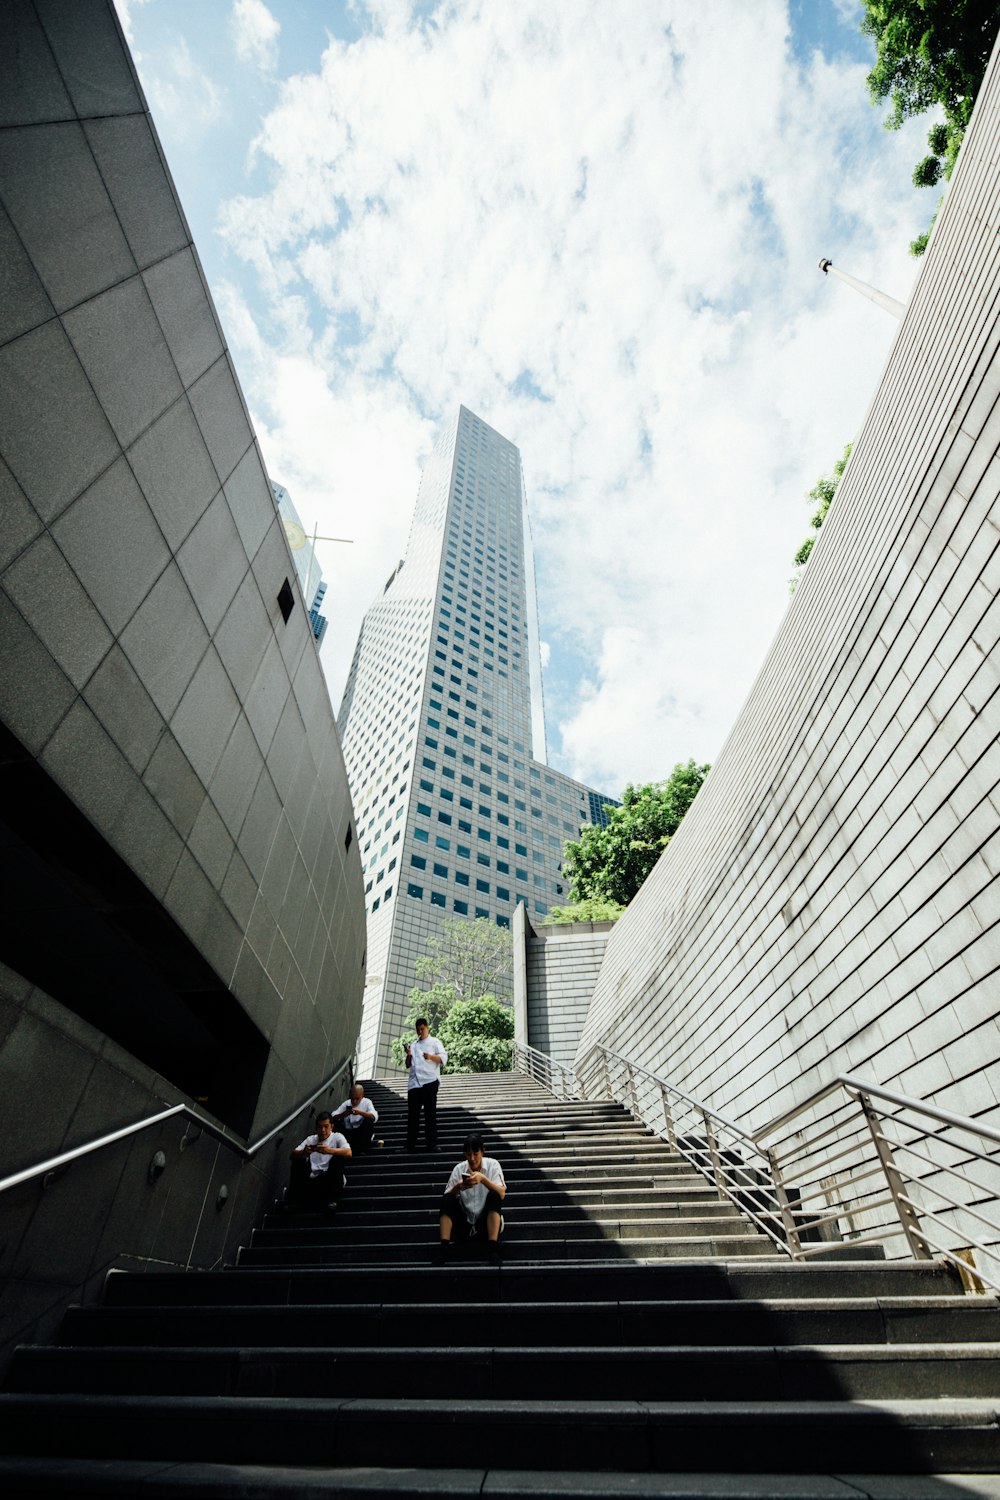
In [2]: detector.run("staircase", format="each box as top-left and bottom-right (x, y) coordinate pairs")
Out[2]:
(1, 1073), (999, 1496)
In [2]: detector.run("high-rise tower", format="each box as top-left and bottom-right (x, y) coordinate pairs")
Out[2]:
(340, 407), (616, 1075)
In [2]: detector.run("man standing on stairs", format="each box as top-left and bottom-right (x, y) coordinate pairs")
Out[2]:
(332, 1083), (383, 1152)
(437, 1132), (506, 1264)
(405, 1017), (447, 1151)
(287, 1111), (352, 1213)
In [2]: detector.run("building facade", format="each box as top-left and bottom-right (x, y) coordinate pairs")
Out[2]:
(0, 0), (365, 1363)
(272, 481), (329, 645)
(339, 407), (615, 1075)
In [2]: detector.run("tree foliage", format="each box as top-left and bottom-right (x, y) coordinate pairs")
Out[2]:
(389, 917), (513, 1068)
(860, 0), (1000, 253)
(561, 761), (710, 908)
(538, 897), (626, 926)
(791, 443), (852, 589)
(439, 994), (514, 1073)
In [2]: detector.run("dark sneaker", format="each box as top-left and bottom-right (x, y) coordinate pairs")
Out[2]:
(434, 1241), (454, 1267)
(487, 1241), (503, 1265)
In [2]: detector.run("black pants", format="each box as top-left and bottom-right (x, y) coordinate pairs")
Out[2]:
(340, 1117), (376, 1152)
(407, 1080), (439, 1148)
(439, 1189), (503, 1239)
(289, 1156), (344, 1210)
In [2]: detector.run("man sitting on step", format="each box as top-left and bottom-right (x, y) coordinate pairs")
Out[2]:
(331, 1083), (383, 1152)
(287, 1111), (352, 1213)
(436, 1133), (506, 1265)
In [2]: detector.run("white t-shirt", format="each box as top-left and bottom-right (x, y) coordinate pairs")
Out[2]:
(407, 1036), (448, 1088)
(297, 1131), (349, 1177)
(445, 1156), (505, 1224)
(332, 1097), (379, 1130)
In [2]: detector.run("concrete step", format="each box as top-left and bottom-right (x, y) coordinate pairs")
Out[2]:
(55, 1295), (1000, 1351)
(269, 1184), (730, 1214)
(1, 1457), (999, 1499)
(341, 1162), (715, 1186)
(1, 1393), (998, 1472)
(11, 1341), (1000, 1402)
(235, 1235), (793, 1266)
(261, 1199), (739, 1228)
(102, 1260), (968, 1307)
(251, 1213), (758, 1246)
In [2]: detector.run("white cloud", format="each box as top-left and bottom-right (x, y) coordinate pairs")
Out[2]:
(204, 0), (933, 791)
(113, 0), (148, 51)
(231, 0), (281, 72)
(142, 35), (224, 139)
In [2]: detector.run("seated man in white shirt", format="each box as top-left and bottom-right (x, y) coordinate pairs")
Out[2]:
(287, 1111), (352, 1213)
(436, 1132), (506, 1265)
(331, 1083), (383, 1152)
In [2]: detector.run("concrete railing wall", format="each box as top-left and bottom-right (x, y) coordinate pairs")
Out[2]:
(577, 41), (1000, 1153)
(524, 922), (614, 1069)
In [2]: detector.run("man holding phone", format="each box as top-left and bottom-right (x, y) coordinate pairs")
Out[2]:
(436, 1132), (506, 1264)
(286, 1111), (352, 1213)
(405, 1017), (447, 1151)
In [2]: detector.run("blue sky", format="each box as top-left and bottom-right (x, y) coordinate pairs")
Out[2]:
(116, 0), (938, 795)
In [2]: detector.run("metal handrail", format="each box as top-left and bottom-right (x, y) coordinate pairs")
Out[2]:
(534, 1042), (1000, 1288)
(596, 1045), (757, 1143)
(755, 1073), (1000, 1148)
(512, 1041), (579, 1100)
(0, 1057), (352, 1199)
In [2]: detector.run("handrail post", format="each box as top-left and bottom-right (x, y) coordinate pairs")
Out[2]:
(858, 1090), (931, 1259)
(766, 1146), (804, 1260)
(660, 1085), (677, 1152)
(625, 1060), (639, 1120)
(601, 1047), (612, 1101)
(701, 1109), (725, 1195)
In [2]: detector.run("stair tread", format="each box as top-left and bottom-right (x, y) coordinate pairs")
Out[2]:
(6, 1072), (994, 1487)
(0, 1458), (998, 1499)
(3, 1391), (999, 1418)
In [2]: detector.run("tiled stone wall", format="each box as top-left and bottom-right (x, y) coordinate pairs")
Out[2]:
(578, 41), (1000, 1161)
(0, 1), (365, 1360)
(523, 920), (614, 1069)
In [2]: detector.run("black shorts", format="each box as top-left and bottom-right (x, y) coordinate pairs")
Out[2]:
(438, 1190), (504, 1237)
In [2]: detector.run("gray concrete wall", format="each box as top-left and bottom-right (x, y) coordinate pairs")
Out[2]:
(577, 38), (1000, 1171)
(514, 904), (613, 1068)
(0, 0), (365, 1361)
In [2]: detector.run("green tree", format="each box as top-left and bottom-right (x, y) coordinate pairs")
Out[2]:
(439, 994), (514, 1073)
(389, 917), (512, 1066)
(389, 985), (456, 1068)
(561, 761), (710, 908)
(538, 897), (626, 926)
(860, 0), (1000, 253)
(791, 443), (852, 589)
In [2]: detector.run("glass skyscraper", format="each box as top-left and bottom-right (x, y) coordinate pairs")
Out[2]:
(272, 481), (330, 644)
(339, 407), (616, 1075)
